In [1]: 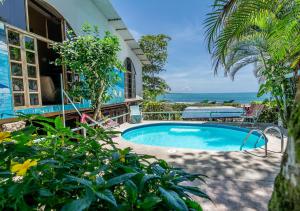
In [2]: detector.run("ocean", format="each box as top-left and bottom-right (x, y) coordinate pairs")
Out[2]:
(157, 92), (269, 104)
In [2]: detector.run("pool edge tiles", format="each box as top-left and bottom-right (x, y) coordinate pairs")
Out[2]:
(121, 123), (265, 152)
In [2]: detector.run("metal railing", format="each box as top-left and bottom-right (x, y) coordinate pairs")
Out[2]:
(142, 110), (245, 121)
(240, 129), (269, 157)
(240, 126), (284, 157)
(71, 112), (129, 137)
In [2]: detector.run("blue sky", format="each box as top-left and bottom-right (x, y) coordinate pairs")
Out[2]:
(111, 0), (260, 93)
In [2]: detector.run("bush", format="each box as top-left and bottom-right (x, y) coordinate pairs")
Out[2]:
(142, 102), (189, 121)
(0, 116), (209, 210)
(258, 101), (279, 124)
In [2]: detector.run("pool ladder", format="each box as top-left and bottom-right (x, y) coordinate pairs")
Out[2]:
(240, 126), (284, 157)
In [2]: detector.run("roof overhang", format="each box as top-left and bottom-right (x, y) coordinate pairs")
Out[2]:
(92, 0), (150, 65)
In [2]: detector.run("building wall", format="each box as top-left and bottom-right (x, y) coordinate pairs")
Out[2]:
(46, 0), (143, 98)
(0, 0), (142, 120)
(0, 23), (13, 119)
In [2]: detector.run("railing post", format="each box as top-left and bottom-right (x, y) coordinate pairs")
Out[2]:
(168, 112), (171, 121)
(209, 112), (212, 121)
(83, 128), (87, 138)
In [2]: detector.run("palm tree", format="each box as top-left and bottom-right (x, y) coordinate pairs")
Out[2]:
(205, 0), (300, 209)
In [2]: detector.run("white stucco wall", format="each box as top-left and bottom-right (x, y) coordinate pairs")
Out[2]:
(45, 0), (143, 98)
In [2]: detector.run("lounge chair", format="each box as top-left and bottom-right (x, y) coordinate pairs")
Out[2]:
(241, 104), (265, 125)
(130, 105), (142, 124)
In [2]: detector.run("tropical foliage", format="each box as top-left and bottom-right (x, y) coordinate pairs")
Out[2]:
(142, 102), (188, 121)
(205, 0), (300, 209)
(52, 24), (123, 120)
(0, 116), (209, 210)
(204, 0), (300, 126)
(139, 35), (171, 101)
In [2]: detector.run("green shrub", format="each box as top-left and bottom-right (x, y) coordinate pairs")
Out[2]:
(0, 116), (209, 210)
(142, 102), (190, 121)
(258, 101), (279, 124)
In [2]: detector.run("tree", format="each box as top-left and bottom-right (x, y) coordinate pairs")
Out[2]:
(204, 0), (299, 126)
(139, 34), (171, 101)
(205, 0), (300, 209)
(52, 24), (123, 120)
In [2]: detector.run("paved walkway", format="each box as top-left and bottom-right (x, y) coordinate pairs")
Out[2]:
(114, 121), (285, 211)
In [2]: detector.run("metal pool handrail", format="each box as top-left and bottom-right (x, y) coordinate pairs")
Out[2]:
(240, 126), (284, 157)
(240, 129), (268, 157)
(262, 126), (284, 153)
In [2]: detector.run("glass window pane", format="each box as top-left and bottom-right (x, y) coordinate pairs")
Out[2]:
(8, 31), (20, 46)
(9, 47), (21, 61)
(14, 93), (25, 107)
(30, 94), (39, 106)
(27, 65), (36, 78)
(24, 36), (35, 50)
(29, 80), (38, 92)
(26, 51), (35, 64)
(12, 78), (24, 91)
(11, 63), (22, 76)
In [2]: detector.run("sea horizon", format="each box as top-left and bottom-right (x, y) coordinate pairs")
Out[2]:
(157, 92), (269, 104)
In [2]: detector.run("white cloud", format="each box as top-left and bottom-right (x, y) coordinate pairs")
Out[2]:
(161, 61), (260, 93)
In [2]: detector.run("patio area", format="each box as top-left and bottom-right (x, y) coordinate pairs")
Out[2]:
(114, 121), (286, 211)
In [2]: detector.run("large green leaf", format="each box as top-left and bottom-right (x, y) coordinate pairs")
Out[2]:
(138, 196), (162, 210)
(54, 117), (64, 130)
(65, 175), (93, 189)
(139, 174), (160, 192)
(106, 173), (137, 187)
(95, 189), (117, 207)
(176, 185), (211, 201)
(159, 187), (188, 211)
(124, 180), (138, 203)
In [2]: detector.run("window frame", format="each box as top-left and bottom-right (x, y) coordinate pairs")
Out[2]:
(6, 27), (42, 109)
(5, 0), (78, 109)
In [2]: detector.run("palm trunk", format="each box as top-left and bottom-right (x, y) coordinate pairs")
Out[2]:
(269, 79), (300, 210)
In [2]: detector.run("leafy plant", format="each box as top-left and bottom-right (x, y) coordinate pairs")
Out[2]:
(139, 35), (171, 101)
(204, 0), (300, 127)
(0, 116), (209, 210)
(52, 23), (123, 120)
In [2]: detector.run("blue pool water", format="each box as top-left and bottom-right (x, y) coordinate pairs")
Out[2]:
(122, 123), (265, 151)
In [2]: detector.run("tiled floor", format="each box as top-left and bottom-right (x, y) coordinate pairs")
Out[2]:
(114, 121), (286, 211)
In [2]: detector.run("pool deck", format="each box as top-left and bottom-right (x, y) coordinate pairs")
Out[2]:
(113, 121), (286, 211)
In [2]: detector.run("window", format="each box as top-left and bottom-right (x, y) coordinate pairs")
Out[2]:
(7, 29), (41, 108)
(124, 58), (136, 99)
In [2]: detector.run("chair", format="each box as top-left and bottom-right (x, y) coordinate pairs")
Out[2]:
(130, 105), (142, 124)
(241, 104), (265, 125)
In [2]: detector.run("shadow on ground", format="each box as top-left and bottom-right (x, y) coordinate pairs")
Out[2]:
(165, 149), (282, 211)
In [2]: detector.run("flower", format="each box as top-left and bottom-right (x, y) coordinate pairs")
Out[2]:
(11, 159), (38, 176)
(0, 132), (11, 143)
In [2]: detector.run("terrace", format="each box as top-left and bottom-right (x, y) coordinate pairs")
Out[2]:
(115, 119), (286, 210)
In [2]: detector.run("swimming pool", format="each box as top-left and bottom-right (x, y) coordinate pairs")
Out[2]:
(122, 123), (265, 151)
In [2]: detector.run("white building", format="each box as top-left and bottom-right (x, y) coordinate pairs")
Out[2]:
(0, 0), (148, 125)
